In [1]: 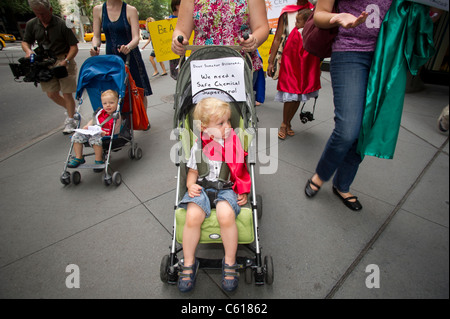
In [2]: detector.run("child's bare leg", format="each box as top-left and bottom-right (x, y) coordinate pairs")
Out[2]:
(181, 202), (205, 278)
(73, 142), (83, 159)
(216, 201), (238, 278)
(93, 145), (103, 162)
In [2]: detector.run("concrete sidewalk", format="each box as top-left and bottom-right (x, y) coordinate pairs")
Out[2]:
(0, 57), (448, 299)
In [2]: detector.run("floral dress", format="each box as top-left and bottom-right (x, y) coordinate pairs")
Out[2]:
(193, 0), (263, 71)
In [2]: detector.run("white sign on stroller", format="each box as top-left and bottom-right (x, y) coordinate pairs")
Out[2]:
(190, 57), (246, 103)
(74, 125), (103, 136)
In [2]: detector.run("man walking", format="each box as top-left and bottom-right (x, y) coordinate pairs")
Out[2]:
(21, 0), (79, 134)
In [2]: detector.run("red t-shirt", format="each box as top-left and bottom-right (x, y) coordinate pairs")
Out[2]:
(96, 109), (114, 136)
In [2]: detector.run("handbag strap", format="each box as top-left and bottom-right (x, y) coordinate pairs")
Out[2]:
(283, 12), (289, 36)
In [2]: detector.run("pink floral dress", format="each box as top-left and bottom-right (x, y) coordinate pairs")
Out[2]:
(193, 0), (263, 70)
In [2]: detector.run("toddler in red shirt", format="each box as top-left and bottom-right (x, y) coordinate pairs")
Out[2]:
(68, 89), (121, 168)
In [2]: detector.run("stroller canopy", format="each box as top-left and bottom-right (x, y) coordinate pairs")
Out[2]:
(76, 55), (127, 111)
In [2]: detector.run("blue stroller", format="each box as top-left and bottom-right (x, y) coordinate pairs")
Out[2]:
(60, 55), (143, 186)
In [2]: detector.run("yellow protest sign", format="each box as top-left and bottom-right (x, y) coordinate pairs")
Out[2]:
(147, 18), (179, 62)
(147, 18), (195, 62)
(258, 34), (274, 72)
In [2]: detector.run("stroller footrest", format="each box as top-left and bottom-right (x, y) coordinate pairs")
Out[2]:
(175, 207), (254, 244)
(75, 163), (106, 169)
(197, 257), (248, 270)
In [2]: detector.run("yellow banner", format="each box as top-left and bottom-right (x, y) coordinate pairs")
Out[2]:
(147, 18), (179, 62)
(147, 18), (194, 62)
(259, 34), (274, 72)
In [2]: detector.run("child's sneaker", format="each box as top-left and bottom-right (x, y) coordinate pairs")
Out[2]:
(437, 105), (449, 133)
(177, 259), (199, 293)
(221, 258), (240, 292)
(63, 117), (77, 135)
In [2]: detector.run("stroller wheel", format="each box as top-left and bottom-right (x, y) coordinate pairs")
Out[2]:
(103, 174), (112, 186)
(135, 147), (143, 160)
(72, 171), (81, 185)
(128, 148), (135, 159)
(60, 172), (70, 185)
(264, 255), (274, 285)
(112, 171), (122, 186)
(160, 255), (170, 283)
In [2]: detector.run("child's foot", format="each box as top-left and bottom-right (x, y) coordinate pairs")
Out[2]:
(177, 259), (199, 293)
(67, 157), (85, 168)
(221, 258), (239, 292)
(93, 160), (104, 173)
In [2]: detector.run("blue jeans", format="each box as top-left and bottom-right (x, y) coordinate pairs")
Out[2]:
(315, 51), (373, 193)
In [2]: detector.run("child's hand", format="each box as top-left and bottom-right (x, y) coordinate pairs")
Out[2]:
(83, 125), (89, 130)
(237, 193), (248, 206)
(101, 131), (106, 137)
(188, 183), (202, 198)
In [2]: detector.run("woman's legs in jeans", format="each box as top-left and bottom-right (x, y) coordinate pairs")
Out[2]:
(311, 51), (373, 195)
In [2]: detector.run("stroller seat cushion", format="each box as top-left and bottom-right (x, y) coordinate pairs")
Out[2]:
(175, 206), (254, 244)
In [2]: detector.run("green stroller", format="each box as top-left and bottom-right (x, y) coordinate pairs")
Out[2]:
(160, 45), (273, 286)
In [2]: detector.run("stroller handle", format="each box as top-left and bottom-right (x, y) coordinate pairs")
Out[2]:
(177, 32), (249, 44)
(93, 45), (131, 66)
(176, 35), (244, 51)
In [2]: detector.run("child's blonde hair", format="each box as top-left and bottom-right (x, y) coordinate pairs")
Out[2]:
(101, 89), (119, 100)
(193, 97), (231, 130)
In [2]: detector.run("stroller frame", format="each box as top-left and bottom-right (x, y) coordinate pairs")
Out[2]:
(160, 46), (273, 287)
(60, 55), (142, 186)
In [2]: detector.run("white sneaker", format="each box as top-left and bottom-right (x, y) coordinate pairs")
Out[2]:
(63, 118), (77, 134)
(437, 105), (449, 134)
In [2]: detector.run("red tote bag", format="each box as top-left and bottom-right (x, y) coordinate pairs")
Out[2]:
(123, 66), (150, 131)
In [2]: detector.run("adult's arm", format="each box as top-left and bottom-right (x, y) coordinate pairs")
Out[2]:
(171, 0), (195, 55)
(314, 0), (368, 29)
